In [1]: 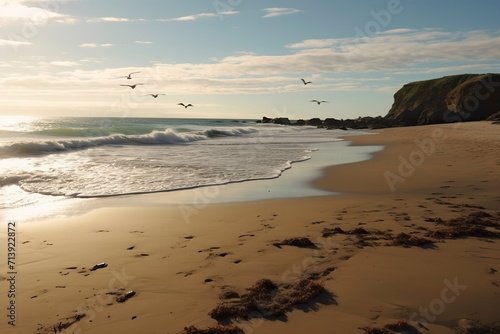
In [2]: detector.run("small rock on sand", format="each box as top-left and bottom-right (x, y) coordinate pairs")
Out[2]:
(90, 262), (108, 271)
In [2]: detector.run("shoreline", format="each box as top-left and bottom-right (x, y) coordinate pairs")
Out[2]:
(1, 137), (382, 223)
(2, 121), (499, 333)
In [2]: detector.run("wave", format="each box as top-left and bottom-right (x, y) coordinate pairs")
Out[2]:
(201, 127), (258, 138)
(0, 127), (259, 158)
(31, 126), (162, 137)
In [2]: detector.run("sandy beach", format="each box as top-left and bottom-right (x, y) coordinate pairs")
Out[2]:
(2, 121), (499, 334)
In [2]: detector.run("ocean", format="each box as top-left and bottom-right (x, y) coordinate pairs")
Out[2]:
(0, 116), (380, 220)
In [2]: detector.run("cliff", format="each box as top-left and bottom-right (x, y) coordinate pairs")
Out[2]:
(385, 73), (500, 126)
(258, 73), (500, 129)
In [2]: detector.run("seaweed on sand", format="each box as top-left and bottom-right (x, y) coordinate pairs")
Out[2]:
(273, 237), (317, 249)
(209, 278), (331, 322)
(390, 233), (434, 248)
(182, 324), (243, 334)
(360, 319), (420, 334)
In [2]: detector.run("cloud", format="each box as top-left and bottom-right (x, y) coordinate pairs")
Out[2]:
(159, 11), (238, 22)
(79, 43), (113, 48)
(0, 38), (31, 47)
(87, 17), (136, 23)
(50, 61), (79, 67)
(2, 29), (500, 99)
(0, 2), (76, 25)
(262, 8), (302, 18)
(286, 39), (337, 49)
(135, 40), (153, 45)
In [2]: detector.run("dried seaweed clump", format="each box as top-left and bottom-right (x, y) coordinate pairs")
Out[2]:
(274, 237), (317, 248)
(51, 314), (86, 333)
(209, 278), (327, 322)
(390, 232), (434, 248)
(360, 319), (416, 333)
(182, 324), (243, 334)
(425, 211), (500, 240)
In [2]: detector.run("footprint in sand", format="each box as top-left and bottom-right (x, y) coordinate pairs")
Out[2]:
(206, 252), (232, 260)
(198, 246), (221, 253)
(177, 270), (196, 277)
(238, 233), (255, 238)
(310, 221), (325, 225)
(204, 276), (223, 284)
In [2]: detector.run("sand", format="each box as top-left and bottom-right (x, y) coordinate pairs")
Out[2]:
(1, 121), (499, 334)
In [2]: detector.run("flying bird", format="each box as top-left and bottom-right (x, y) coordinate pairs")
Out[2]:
(121, 72), (140, 79)
(120, 84), (144, 89)
(145, 94), (165, 98)
(300, 78), (312, 85)
(178, 103), (194, 108)
(310, 100), (328, 105)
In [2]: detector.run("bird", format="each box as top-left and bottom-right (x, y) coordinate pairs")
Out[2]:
(145, 94), (165, 98)
(120, 84), (144, 89)
(121, 72), (140, 79)
(310, 100), (328, 105)
(300, 78), (312, 85)
(178, 103), (194, 108)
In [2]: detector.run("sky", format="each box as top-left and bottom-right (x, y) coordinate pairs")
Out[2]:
(1, 0), (500, 120)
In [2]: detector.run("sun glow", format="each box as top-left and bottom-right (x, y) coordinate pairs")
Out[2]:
(0, 115), (39, 132)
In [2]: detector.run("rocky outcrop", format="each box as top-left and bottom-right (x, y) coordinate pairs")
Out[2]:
(257, 116), (392, 130)
(385, 73), (500, 126)
(258, 73), (500, 129)
(257, 117), (291, 125)
(305, 118), (323, 126)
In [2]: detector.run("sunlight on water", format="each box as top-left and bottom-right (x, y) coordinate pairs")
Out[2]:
(0, 185), (83, 222)
(0, 115), (39, 132)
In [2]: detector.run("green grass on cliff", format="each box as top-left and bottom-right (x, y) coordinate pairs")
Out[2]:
(397, 74), (484, 106)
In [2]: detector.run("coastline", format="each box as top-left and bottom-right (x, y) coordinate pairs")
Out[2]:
(0, 137), (382, 223)
(2, 121), (499, 333)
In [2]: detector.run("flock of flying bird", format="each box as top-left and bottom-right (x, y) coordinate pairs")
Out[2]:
(119, 71), (193, 108)
(119, 72), (328, 109)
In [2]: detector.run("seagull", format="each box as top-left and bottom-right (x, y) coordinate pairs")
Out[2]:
(120, 84), (144, 89)
(121, 72), (140, 79)
(310, 100), (328, 105)
(300, 78), (312, 85)
(178, 103), (194, 108)
(145, 94), (165, 98)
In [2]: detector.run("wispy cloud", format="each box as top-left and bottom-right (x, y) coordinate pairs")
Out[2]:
(0, 2), (76, 25)
(286, 39), (337, 49)
(159, 11), (238, 22)
(2, 29), (500, 98)
(135, 40), (153, 45)
(262, 8), (302, 18)
(0, 38), (31, 47)
(50, 61), (80, 67)
(87, 17), (146, 23)
(79, 43), (113, 48)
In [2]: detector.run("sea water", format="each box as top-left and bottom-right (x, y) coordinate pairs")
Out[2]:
(0, 116), (381, 220)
